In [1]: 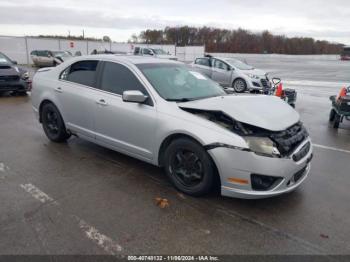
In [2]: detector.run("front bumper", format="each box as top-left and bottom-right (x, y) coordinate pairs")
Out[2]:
(0, 78), (30, 92)
(246, 77), (271, 91)
(208, 138), (313, 199)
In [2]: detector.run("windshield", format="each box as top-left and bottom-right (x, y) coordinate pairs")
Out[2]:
(137, 63), (226, 101)
(151, 49), (167, 55)
(0, 53), (12, 64)
(225, 58), (253, 70)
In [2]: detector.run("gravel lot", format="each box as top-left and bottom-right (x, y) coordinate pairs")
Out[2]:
(1, 57), (350, 256)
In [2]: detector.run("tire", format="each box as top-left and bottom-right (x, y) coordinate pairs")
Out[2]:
(329, 109), (336, 122)
(232, 78), (247, 93)
(41, 103), (71, 142)
(333, 113), (341, 129)
(163, 138), (215, 196)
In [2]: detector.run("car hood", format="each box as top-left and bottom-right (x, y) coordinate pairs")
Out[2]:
(178, 95), (299, 131)
(155, 54), (177, 60)
(0, 65), (20, 76)
(241, 68), (266, 77)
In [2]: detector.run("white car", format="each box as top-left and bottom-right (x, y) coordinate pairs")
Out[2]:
(31, 55), (312, 199)
(192, 56), (270, 93)
(30, 50), (73, 67)
(134, 47), (178, 60)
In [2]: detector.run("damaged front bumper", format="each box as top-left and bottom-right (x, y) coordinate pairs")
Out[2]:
(208, 138), (313, 199)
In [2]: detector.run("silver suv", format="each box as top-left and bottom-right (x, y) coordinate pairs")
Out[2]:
(31, 55), (312, 199)
(191, 56), (270, 93)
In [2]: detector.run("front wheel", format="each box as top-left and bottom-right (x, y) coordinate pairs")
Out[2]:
(41, 103), (71, 142)
(232, 78), (247, 93)
(164, 138), (215, 196)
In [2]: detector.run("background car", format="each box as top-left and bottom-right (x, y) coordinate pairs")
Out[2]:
(30, 50), (73, 67)
(191, 55), (270, 93)
(133, 47), (178, 60)
(0, 52), (30, 95)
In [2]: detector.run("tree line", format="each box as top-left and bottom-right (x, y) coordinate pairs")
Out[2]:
(130, 26), (343, 55)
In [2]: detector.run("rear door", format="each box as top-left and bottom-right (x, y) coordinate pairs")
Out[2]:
(57, 60), (101, 138)
(94, 61), (157, 161)
(212, 59), (232, 86)
(193, 58), (212, 78)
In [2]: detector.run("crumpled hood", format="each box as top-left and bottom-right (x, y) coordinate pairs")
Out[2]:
(178, 95), (299, 131)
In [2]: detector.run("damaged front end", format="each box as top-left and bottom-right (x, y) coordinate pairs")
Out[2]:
(181, 108), (309, 159)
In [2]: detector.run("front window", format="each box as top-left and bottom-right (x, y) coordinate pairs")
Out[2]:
(100, 62), (148, 96)
(142, 48), (153, 55)
(225, 59), (253, 70)
(137, 63), (225, 101)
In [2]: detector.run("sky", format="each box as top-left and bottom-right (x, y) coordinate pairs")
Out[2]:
(0, 0), (349, 44)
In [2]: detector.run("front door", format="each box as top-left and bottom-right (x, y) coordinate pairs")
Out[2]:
(94, 61), (157, 161)
(212, 59), (232, 87)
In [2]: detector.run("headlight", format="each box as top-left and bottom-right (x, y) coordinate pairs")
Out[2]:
(246, 73), (260, 79)
(244, 137), (280, 157)
(21, 71), (29, 80)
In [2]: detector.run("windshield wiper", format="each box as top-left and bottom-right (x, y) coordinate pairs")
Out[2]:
(166, 98), (194, 102)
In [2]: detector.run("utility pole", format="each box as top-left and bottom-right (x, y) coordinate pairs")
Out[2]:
(82, 29), (85, 39)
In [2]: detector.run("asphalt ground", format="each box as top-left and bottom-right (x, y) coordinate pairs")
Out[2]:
(0, 58), (350, 257)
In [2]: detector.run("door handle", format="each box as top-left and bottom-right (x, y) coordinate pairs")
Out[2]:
(54, 87), (63, 93)
(96, 99), (108, 106)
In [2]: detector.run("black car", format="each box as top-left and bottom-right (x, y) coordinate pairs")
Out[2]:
(0, 52), (30, 95)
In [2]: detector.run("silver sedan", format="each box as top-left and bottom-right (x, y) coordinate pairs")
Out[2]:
(31, 55), (312, 199)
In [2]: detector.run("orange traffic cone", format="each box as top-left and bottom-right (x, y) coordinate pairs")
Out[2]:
(337, 87), (347, 101)
(275, 83), (283, 97)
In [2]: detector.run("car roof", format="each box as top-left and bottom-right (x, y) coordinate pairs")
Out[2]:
(79, 54), (181, 65)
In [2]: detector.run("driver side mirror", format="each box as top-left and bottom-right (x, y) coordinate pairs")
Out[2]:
(272, 77), (281, 85)
(12, 60), (17, 65)
(122, 90), (148, 103)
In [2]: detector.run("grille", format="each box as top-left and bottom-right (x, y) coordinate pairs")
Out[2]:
(260, 78), (268, 88)
(294, 166), (307, 183)
(292, 142), (310, 162)
(0, 75), (20, 82)
(270, 122), (308, 156)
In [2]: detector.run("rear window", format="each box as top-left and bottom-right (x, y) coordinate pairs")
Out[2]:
(195, 58), (210, 67)
(60, 60), (98, 87)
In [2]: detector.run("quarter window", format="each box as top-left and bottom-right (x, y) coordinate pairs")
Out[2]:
(195, 58), (210, 67)
(60, 60), (98, 87)
(100, 62), (148, 96)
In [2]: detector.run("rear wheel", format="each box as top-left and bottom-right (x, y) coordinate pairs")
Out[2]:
(41, 103), (71, 142)
(329, 109), (336, 122)
(232, 78), (247, 93)
(333, 113), (341, 129)
(164, 138), (215, 196)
